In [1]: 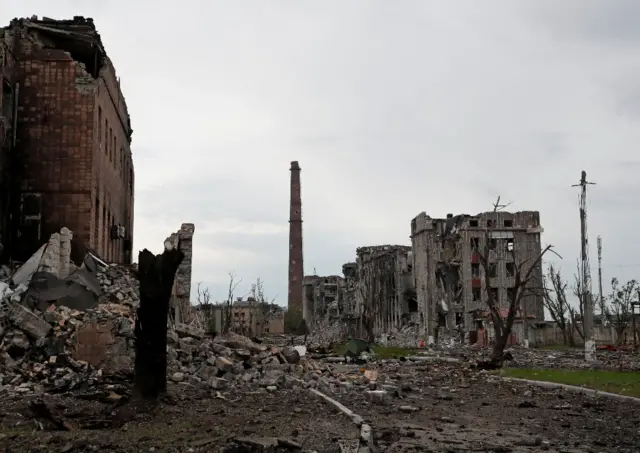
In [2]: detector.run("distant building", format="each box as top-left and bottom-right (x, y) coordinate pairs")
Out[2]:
(411, 211), (544, 342)
(302, 274), (344, 326)
(0, 16), (134, 264)
(199, 297), (285, 336)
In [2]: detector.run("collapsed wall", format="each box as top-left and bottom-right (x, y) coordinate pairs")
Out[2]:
(167, 223), (195, 324)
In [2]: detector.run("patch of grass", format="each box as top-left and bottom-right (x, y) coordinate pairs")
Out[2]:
(331, 342), (419, 359)
(501, 368), (640, 397)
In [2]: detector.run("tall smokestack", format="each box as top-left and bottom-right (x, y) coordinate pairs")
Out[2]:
(288, 161), (304, 316)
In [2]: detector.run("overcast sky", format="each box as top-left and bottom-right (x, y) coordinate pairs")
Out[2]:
(5, 1), (640, 307)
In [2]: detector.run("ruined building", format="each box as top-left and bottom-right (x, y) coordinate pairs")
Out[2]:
(355, 245), (416, 336)
(302, 274), (344, 326)
(0, 17), (134, 264)
(287, 161), (303, 316)
(411, 211), (544, 342)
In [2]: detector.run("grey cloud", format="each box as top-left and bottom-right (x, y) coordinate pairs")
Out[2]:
(6, 0), (640, 304)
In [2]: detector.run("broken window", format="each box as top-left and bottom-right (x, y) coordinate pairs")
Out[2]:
(472, 288), (481, 302)
(489, 287), (499, 302)
(488, 263), (497, 278)
(469, 218), (478, 227)
(487, 219), (494, 228)
(489, 238), (497, 250)
(504, 219), (513, 227)
(505, 238), (514, 252)
(506, 262), (516, 278)
(408, 299), (418, 313)
(470, 237), (479, 250)
(471, 263), (480, 277)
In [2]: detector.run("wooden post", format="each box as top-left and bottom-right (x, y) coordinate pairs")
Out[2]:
(133, 244), (184, 399)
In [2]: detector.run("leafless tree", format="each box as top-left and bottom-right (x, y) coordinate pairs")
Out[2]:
(195, 282), (216, 333)
(602, 277), (638, 345)
(569, 261), (593, 343)
(543, 264), (572, 345)
(474, 197), (558, 367)
(250, 278), (278, 336)
(223, 272), (241, 334)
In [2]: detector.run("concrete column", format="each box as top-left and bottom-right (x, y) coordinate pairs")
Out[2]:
(59, 227), (73, 279)
(39, 233), (61, 277)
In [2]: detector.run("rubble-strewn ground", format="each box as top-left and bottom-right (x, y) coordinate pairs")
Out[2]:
(0, 385), (359, 453)
(325, 360), (640, 453)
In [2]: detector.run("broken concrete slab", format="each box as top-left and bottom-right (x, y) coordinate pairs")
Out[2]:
(9, 303), (51, 338)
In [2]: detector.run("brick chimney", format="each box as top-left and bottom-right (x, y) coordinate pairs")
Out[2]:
(288, 161), (303, 316)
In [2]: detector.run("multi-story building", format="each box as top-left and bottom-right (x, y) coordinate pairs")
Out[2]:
(355, 245), (416, 336)
(199, 298), (285, 336)
(302, 274), (344, 326)
(411, 211), (544, 342)
(0, 16), (134, 264)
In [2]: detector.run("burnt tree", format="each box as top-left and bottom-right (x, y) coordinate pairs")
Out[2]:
(133, 244), (184, 399)
(474, 197), (557, 368)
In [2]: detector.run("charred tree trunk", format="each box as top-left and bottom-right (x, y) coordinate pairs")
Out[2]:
(133, 246), (184, 399)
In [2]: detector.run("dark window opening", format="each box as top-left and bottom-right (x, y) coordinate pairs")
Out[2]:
(487, 219), (494, 228)
(472, 288), (481, 302)
(506, 262), (516, 278)
(506, 238), (514, 252)
(471, 263), (480, 277)
(507, 288), (516, 302)
(470, 237), (479, 250)
(2, 81), (14, 125)
(488, 263), (497, 278)
(489, 287), (499, 302)
(469, 218), (479, 227)
(408, 299), (418, 313)
(489, 238), (497, 250)
(504, 219), (513, 228)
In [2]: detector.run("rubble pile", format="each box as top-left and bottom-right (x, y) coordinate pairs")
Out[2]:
(0, 291), (337, 396)
(96, 265), (140, 306)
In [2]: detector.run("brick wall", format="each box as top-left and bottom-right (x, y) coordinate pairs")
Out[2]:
(91, 55), (134, 264)
(5, 18), (134, 264)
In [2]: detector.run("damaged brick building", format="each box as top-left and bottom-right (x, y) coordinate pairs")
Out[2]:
(411, 211), (544, 343)
(0, 16), (134, 264)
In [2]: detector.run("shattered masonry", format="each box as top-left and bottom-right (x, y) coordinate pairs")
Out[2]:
(411, 211), (544, 343)
(0, 16), (134, 264)
(167, 223), (195, 325)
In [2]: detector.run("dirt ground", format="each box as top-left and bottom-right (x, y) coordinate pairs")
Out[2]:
(334, 361), (640, 453)
(0, 385), (359, 453)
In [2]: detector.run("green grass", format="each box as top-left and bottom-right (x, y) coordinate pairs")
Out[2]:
(501, 368), (640, 397)
(331, 342), (419, 359)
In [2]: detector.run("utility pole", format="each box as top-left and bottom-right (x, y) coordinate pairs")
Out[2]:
(597, 236), (604, 309)
(572, 171), (596, 362)
(632, 293), (639, 354)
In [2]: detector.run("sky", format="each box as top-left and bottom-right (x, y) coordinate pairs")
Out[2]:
(4, 1), (640, 309)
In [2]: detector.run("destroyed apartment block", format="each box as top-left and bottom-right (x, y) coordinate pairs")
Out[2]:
(355, 245), (417, 337)
(0, 16), (134, 265)
(302, 274), (344, 327)
(411, 210), (544, 345)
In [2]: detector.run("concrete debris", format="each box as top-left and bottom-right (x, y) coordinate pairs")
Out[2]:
(96, 264), (140, 307)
